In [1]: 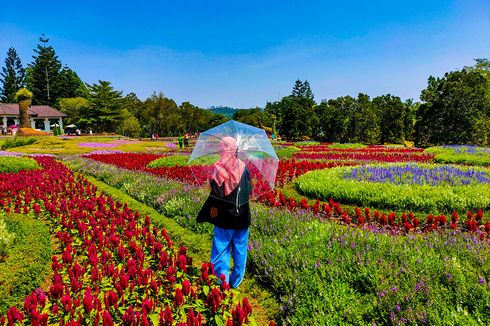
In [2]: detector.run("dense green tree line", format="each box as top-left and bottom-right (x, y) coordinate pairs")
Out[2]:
(1, 35), (488, 145)
(254, 67), (488, 146)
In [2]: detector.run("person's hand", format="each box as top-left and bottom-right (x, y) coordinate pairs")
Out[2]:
(210, 207), (218, 218)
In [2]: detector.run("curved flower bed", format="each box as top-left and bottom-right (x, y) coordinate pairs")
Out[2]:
(425, 145), (490, 166)
(0, 157), (253, 325)
(344, 163), (490, 186)
(293, 151), (433, 163)
(295, 163), (490, 213)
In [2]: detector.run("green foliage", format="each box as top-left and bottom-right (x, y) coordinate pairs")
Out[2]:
(83, 80), (124, 132)
(415, 69), (490, 146)
(147, 155), (190, 168)
(1, 136), (37, 150)
(295, 164), (490, 213)
(329, 143), (366, 149)
(434, 152), (490, 166)
(139, 93), (180, 136)
(25, 36), (84, 106)
(14, 88), (33, 101)
(232, 108), (265, 127)
(180, 102), (222, 134)
(373, 94), (406, 144)
(65, 154), (490, 324)
(293, 141), (320, 146)
(291, 79), (314, 100)
(120, 110), (142, 138)
(57, 97), (91, 127)
(426, 146), (490, 166)
(0, 156), (39, 173)
(0, 47), (25, 102)
(316, 94), (385, 144)
(0, 213), (51, 313)
(275, 146), (300, 159)
(266, 95), (317, 140)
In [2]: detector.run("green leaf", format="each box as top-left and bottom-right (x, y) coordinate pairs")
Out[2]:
(202, 285), (210, 296)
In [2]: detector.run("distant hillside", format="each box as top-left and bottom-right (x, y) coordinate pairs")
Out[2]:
(208, 106), (238, 118)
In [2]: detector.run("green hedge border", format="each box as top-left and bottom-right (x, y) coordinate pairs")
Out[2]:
(0, 213), (51, 313)
(425, 146), (490, 166)
(0, 156), (39, 173)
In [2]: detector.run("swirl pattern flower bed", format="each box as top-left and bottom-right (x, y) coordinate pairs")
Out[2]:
(295, 163), (490, 213)
(344, 163), (490, 186)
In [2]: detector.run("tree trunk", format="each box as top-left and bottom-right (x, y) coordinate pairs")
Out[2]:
(19, 99), (31, 128)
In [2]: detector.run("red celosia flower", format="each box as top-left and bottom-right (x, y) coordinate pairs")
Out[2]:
(476, 209), (484, 221)
(452, 211), (459, 223)
(173, 288), (185, 308)
(412, 217), (419, 228)
(61, 294), (72, 313)
(207, 288), (222, 313)
(121, 306), (135, 325)
(105, 290), (118, 309)
(159, 305), (173, 326)
(102, 310), (114, 326)
(182, 280), (191, 296)
(83, 289), (94, 313)
(7, 307), (24, 325)
(177, 254), (187, 272)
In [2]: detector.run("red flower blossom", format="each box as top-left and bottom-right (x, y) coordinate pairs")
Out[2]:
(173, 288), (185, 308)
(159, 305), (173, 326)
(102, 310), (114, 326)
(207, 288), (222, 313)
(182, 280), (191, 296)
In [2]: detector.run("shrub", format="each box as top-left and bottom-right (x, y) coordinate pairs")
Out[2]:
(147, 154), (190, 168)
(0, 156), (39, 173)
(293, 141), (320, 146)
(329, 143), (367, 149)
(425, 145), (490, 166)
(1, 137), (37, 150)
(0, 213), (51, 313)
(275, 146), (300, 159)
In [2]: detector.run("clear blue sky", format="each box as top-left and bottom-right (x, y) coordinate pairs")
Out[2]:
(1, 0), (489, 108)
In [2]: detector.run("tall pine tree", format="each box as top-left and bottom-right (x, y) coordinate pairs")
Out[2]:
(85, 80), (124, 132)
(27, 35), (63, 105)
(291, 79), (304, 97)
(26, 35), (83, 106)
(0, 47), (25, 102)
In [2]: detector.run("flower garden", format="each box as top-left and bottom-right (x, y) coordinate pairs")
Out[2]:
(0, 138), (490, 325)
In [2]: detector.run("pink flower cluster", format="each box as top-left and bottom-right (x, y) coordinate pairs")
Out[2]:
(78, 140), (135, 148)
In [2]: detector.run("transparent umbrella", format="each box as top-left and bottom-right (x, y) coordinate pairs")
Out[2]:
(188, 120), (278, 206)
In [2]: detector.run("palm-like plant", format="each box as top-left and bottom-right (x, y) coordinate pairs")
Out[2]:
(15, 88), (33, 128)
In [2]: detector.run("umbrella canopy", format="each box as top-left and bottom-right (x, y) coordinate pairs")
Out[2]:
(65, 124), (77, 128)
(188, 120), (278, 206)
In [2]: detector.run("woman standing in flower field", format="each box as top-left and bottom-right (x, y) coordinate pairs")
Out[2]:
(197, 137), (252, 288)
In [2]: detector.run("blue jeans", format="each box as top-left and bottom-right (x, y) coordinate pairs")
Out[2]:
(211, 226), (249, 288)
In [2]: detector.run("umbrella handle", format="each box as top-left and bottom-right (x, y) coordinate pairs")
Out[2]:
(236, 186), (240, 213)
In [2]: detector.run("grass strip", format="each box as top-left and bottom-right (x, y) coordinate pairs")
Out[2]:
(0, 213), (51, 314)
